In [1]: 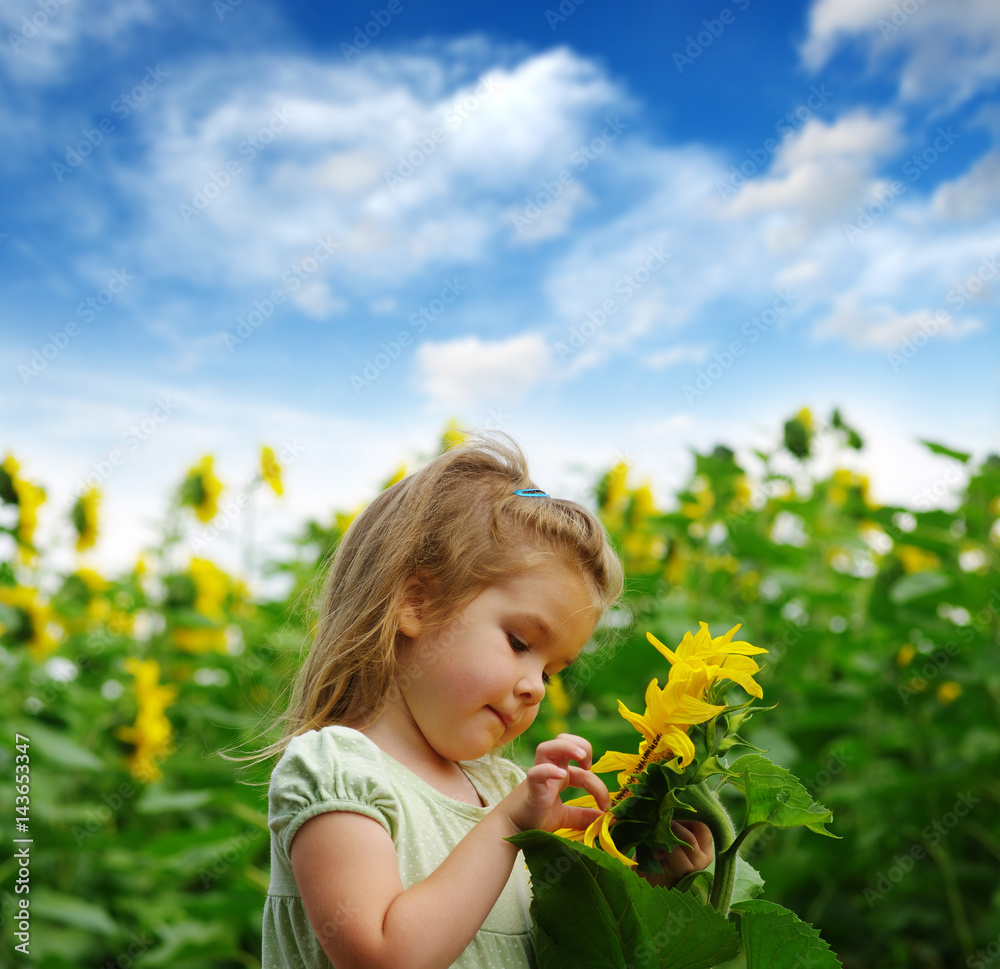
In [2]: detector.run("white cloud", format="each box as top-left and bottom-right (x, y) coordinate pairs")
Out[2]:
(802, 0), (1000, 106)
(506, 180), (592, 243)
(291, 281), (347, 319)
(644, 345), (712, 369)
(933, 151), (1000, 221)
(724, 111), (902, 248)
(0, 0), (157, 82)
(109, 46), (624, 295)
(414, 333), (550, 404)
(812, 292), (984, 349)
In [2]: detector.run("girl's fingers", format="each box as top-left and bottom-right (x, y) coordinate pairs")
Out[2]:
(526, 763), (567, 791)
(560, 806), (603, 831)
(670, 820), (698, 848)
(565, 765), (611, 811)
(673, 820), (714, 856)
(535, 734), (593, 770)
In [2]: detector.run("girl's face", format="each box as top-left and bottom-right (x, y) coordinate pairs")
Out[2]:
(395, 560), (599, 763)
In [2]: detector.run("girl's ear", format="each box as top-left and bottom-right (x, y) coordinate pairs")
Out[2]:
(397, 576), (424, 639)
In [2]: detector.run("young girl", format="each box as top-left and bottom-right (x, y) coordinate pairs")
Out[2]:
(261, 435), (713, 969)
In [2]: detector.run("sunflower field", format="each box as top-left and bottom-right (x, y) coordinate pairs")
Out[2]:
(1, 410), (998, 969)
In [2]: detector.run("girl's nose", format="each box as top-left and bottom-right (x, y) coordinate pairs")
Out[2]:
(516, 669), (546, 704)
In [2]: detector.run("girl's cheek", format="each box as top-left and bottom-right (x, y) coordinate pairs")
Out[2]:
(510, 704), (539, 740)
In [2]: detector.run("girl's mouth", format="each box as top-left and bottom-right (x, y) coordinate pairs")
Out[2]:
(488, 706), (511, 726)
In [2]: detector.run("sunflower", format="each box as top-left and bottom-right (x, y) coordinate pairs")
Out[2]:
(260, 446), (283, 496)
(555, 622), (765, 868)
(647, 622), (767, 699)
(71, 487), (101, 552)
(116, 658), (178, 781)
(180, 455), (223, 523)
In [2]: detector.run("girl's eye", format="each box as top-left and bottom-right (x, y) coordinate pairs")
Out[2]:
(508, 633), (529, 653)
(508, 635), (551, 685)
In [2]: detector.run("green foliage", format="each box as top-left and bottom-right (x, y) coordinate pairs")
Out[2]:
(1, 411), (998, 968)
(527, 413), (1000, 969)
(726, 754), (837, 838)
(732, 899), (843, 969)
(509, 829), (740, 969)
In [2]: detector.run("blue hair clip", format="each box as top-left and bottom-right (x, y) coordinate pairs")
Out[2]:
(513, 488), (549, 497)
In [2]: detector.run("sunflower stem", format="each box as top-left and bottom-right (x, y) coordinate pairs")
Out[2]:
(677, 780), (737, 917)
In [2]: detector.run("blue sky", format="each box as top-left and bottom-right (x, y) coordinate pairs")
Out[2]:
(2, 0), (998, 575)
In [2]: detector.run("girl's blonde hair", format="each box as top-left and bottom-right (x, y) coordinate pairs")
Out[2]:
(267, 433), (623, 759)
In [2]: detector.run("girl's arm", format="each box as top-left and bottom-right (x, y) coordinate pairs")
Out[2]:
(290, 734), (608, 969)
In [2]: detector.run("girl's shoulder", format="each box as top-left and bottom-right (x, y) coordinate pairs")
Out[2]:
(279, 723), (378, 764)
(267, 725), (400, 867)
(270, 724), (393, 802)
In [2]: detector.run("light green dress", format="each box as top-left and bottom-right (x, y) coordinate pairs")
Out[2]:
(262, 725), (535, 969)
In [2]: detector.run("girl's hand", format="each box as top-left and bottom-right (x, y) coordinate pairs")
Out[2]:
(501, 733), (610, 834)
(640, 820), (715, 889)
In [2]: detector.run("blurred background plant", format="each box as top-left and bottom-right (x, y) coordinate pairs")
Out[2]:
(0, 414), (997, 969)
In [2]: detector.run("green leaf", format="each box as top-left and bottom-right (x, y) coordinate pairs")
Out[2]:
(136, 785), (215, 813)
(731, 855), (766, 904)
(732, 899), (842, 969)
(25, 720), (105, 770)
(509, 829), (739, 969)
(888, 570), (951, 604)
(0, 601), (20, 628)
(673, 855), (764, 908)
(727, 754), (838, 838)
(31, 887), (120, 936)
(920, 440), (971, 463)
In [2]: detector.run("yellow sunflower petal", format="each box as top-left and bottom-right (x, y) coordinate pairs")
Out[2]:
(592, 750), (642, 775)
(717, 667), (764, 699)
(554, 826), (587, 843)
(617, 699), (657, 743)
(646, 631), (678, 665)
(661, 725), (696, 767)
(597, 811), (636, 867)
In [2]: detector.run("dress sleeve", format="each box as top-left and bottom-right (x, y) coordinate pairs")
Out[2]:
(268, 726), (399, 867)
